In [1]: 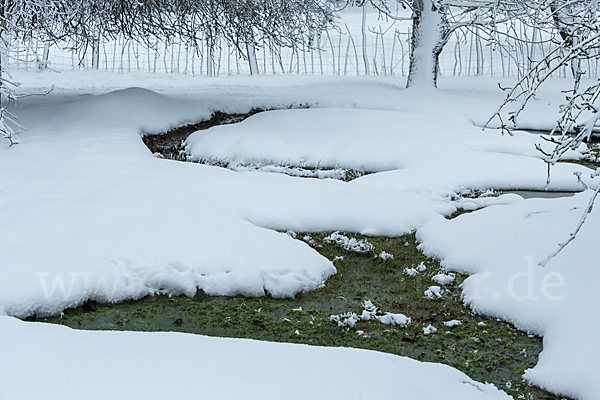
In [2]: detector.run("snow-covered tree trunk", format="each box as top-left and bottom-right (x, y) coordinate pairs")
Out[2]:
(38, 42), (50, 71)
(247, 42), (259, 75)
(361, 4), (369, 75)
(406, 0), (450, 89)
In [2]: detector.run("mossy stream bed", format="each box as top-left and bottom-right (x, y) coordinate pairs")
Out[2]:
(28, 233), (568, 400)
(142, 109), (266, 160)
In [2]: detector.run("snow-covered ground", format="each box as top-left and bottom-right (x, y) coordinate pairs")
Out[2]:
(1, 70), (598, 399)
(0, 316), (510, 400)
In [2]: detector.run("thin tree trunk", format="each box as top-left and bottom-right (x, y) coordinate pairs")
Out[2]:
(263, 42), (267, 74)
(361, 5), (369, 75)
(91, 33), (100, 70)
(207, 42), (213, 77)
(227, 43), (230, 76)
(247, 42), (259, 75)
(475, 31), (483, 76)
(39, 42), (50, 71)
(326, 30), (335, 75)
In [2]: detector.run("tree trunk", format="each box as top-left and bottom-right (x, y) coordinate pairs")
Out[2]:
(550, 0), (583, 79)
(246, 42), (259, 75)
(38, 42), (50, 71)
(361, 4), (369, 76)
(406, 0), (450, 89)
(91, 35), (101, 70)
(0, 31), (5, 82)
(207, 41), (214, 77)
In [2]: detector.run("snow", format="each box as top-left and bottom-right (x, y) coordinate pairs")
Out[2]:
(210, 160), (349, 180)
(1, 70), (599, 399)
(362, 299), (378, 313)
(406, 0), (445, 89)
(186, 106), (589, 186)
(377, 312), (411, 327)
(433, 272), (456, 285)
(423, 324), (438, 335)
(417, 190), (600, 400)
(323, 232), (374, 253)
(329, 312), (361, 328)
(4, 84), (451, 318)
(0, 87), (340, 313)
(424, 286), (444, 300)
(444, 320), (463, 328)
(378, 251), (394, 260)
(0, 316), (510, 400)
(330, 300), (411, 328)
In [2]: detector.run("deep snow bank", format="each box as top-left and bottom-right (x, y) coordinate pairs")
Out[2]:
(185, 107), (592, 193)
(0, 87), (459, 318)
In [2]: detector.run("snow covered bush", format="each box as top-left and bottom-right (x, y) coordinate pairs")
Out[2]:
(0, 76), (23, 146)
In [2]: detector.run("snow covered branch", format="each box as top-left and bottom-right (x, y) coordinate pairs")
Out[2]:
(482, 0), (600, 266)
(0, 75), (22, 146)
(539, 171), (600, 267)
(485, 0), (600, 131)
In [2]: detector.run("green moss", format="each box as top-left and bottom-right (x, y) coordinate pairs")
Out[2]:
(27, 232), (568, 400)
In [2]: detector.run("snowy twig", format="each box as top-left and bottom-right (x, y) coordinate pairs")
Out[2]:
(539, 179), (600, 267)
(0, 74), (24, 146)
(0, 73), (53, 146)
(484, 1), (600, 266)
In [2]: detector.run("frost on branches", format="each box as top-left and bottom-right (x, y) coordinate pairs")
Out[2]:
(485, 0), (600, 265)
(340, 0), (537, 89)
(0, 74), (23, 146)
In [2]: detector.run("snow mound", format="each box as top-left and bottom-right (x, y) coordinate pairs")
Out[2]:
(185, 107), (594, 195)
(432, 273), (455, 285)
(0, 89), (346, 317)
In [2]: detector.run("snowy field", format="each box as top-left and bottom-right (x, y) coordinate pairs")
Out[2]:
(1, 70), (599, 399)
